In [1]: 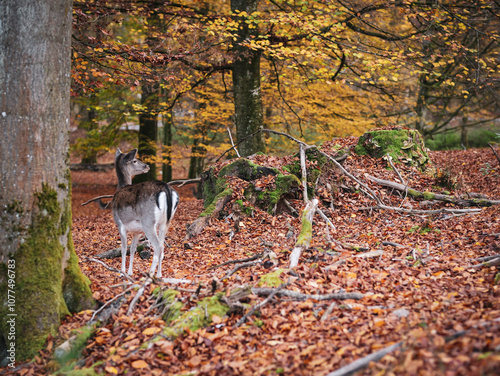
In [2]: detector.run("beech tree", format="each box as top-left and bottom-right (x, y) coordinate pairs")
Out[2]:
(0, 0), (94, 363)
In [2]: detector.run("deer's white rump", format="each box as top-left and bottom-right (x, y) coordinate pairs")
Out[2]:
(111, 148), (179, 277)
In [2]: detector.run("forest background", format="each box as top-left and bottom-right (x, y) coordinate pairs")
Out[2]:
(71, 0), (500, 176)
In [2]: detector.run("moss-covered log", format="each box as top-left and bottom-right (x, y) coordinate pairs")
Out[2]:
(290, 199), (319, 268)
(355, 128), (430, 169)
(365, 174), (500, 207)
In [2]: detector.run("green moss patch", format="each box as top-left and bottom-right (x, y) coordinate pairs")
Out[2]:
(163, 294), (229, 339)
(258, 269), (285, 287)
(355, 128), (430, 169)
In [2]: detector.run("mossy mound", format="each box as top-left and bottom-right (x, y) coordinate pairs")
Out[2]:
(355, 128), (430, 169)
(200, 158), (301, 216)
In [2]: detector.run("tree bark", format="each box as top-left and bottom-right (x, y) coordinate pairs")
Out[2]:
(231, 0), (266, 157)
(135, 82), (158, 183)
(162, 108), (173, 182)
(0, 0), (93, 363)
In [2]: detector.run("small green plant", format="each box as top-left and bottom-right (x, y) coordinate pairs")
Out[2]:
(480, 162), (499, 177)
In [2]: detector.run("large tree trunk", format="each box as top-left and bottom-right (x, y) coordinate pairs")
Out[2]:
(0, 0), (94, 364)
(135, 82), (159, 183)
(231, 0), (266, 157)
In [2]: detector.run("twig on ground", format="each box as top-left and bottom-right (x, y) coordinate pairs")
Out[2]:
(90, 285), (136, 322)
(471, 256), (500, 269)
(252, 287), (364, 301)
(234, 282), (288, 328)
(208, 252), (265, 270)
(320, 302), (337, 322)
(488, 143), (500, 165)
(325, 342), (403, 376)
(86, 257), (134, 283)
(127, 277), (151, 315)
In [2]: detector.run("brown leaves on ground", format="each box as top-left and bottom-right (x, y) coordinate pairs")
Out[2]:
(6, 145), (500, 376)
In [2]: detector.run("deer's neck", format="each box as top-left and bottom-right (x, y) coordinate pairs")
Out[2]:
(116, 168), (133, 189)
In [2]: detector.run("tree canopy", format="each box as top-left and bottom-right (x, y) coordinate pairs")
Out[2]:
(71, 0), (500, 165)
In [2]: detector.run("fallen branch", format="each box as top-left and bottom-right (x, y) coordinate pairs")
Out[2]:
(96, 241), (148, 259)
(365, 173), (500, 207)
(290, 198), (319, 268)
(488, 142), (500, 165)
(208, 252), (265, 270)
(234, 282), (288, 328)
(81, 194), (113, 208)
(127, 277), (152, 315)
(86, 257), (134, 283)
(252, 287), (364, 301)
(325, 342), (403, 376)
(168, 178), (201, 187)
(471, 256), (500, 269)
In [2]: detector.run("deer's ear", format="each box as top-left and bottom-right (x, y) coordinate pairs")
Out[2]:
(123, 149), (138, 162)
(115, 148), (122, 158)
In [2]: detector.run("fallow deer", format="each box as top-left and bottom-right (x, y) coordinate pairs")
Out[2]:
(112, 148), (179, 278)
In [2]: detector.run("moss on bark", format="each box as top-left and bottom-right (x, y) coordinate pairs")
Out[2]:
(0, 184), (93, 362)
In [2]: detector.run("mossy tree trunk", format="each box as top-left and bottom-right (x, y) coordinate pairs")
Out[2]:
(0, 0), (94, 364)
(231, 0), (266, 157)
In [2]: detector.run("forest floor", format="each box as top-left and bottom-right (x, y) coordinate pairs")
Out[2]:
(6, 141), (500, 376)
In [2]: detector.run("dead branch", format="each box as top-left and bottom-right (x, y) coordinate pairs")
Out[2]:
(81, 195), (114, 207)
(325, 342), (403, 376)
(227, 127), (241, 158)
(473, 254), (500, 262)
(299, 143), (309, 202)
(320, 301), (338, 322)
(127, 277), (152, 315)
(234, 282), (288, 328)
(168, 178), (201, 187)
(90, 285), (137, 322)
(224, 259), (264, 279)
(96, 241), (148, 259)
(386, 154), (407, 185)
(290, 198), (319, 268)
(471, 256), (500, 269)
(86, 257), (134, 283)
(488, 142), (500, 165)
(365, 173), (500, 207)
(208, 252), (265, 270)
(252, 287), (364, 301)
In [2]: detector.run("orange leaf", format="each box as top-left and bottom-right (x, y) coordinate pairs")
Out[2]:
(131, 360), (149, 369)
(105, 366), (119, 374)
(143, 327), (161, 336)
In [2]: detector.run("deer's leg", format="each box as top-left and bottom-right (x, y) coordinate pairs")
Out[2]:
(144, 228), (162, 278)
(128, 233), (141, 276)
(118, 228), (128, 274)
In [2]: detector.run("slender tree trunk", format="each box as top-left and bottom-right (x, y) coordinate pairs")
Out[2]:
(135, 82), (158, 183)
(162, 108), (173, 183)
(0, 0), (93, 364)
(188, 137), (207, 179)
(231, 0), (266, 157)
(81, 104), (98, 164)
